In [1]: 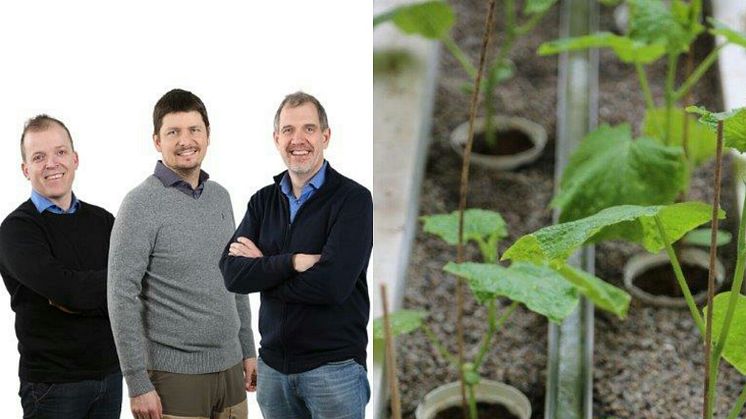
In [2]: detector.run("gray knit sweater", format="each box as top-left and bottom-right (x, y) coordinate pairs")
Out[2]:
(108, 176), (255, 397)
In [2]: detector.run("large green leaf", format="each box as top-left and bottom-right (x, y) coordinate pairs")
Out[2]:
(555, 263), (631, 319)
(421, 209), (507, 262)
(444, 261), (579, 323)
(538, 32), (666, 64)
(706, 292), (746, 375)
(525, 0), (558, 15)
(643, 107), (717, 166)
(687, 105), (746, 153)
(552, 124), (687, 222)
(373, 309), (428, 341)
(708, 18), (746, 48)
(503, 202), (721, 264)
(628, 0), (691, 53)
(374, 1), (455, 40)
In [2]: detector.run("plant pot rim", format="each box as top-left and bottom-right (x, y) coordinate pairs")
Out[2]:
(449, 115), (548, 171)
(623, 247), (725, 308)
(414, 379), (532, 419)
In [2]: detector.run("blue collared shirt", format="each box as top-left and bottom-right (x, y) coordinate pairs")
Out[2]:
(280, 161), (328, 223)
(30, 189), (80, 214)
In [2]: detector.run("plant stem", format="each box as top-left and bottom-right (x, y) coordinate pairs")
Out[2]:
(484, 0), (517, 149)
(703, 120), (723, 419)
(467, 383), (478, 419)
(516, 8), (550, 36)
(712, 187), (746, 378)
(443, 36), (478, 80)
(664, 53), (678, 146)
(474, 300), (519, 368)
(456, 0), (497, 415)
(681, 49), (694, 164)
(655, 215), (705, 333)
(727, 383), (746, 419)
(422, 323), (459, 367)
(635, 62), (656, 112)
(673, 44), (725, 103)
(380, 284), (402, 419)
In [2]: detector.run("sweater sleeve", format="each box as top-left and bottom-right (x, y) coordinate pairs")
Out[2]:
(0, 215), (107, 311)
(107, 193), (157, 397)
(220, 193), (296, 294)
(264, 188), (373, 305)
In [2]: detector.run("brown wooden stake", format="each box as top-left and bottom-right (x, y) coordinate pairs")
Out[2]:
(455, 0), (497, 416)
(703, 120), (723, 418)
(381, 284), (402, 419)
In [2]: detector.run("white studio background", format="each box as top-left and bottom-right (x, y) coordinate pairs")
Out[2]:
(0, 1), (372, 417)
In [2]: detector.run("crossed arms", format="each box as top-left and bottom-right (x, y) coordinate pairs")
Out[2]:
(219, 188), (373, 305)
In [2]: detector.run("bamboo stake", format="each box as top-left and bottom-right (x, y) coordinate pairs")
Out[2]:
(380, 284), (402, 419)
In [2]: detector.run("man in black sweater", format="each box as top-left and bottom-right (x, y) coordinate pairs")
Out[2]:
(220, 92), (372, 418)
(0, 115), (121, 418)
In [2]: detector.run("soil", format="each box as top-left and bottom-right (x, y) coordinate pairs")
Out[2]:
(470, 129), (534, 156)
(435, 403), (521, 419)
(632, 262), (709, 298)
(394, 0), (746, 418)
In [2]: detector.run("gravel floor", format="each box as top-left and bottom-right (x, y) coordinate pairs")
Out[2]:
(393, 0), (746, 418)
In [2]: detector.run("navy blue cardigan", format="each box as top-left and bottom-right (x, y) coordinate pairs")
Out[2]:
(219, 164), (372, 374)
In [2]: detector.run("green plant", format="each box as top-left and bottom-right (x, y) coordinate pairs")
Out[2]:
(374, 209), (631, 418)
(374, 0), (557, 150)
(536, 0), (746, 222)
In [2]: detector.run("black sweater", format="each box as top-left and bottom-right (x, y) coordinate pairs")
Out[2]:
(220, 164), (372, 374)
(0, 200), (119, 382)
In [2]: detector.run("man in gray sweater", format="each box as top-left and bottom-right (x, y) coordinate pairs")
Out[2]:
(108, 89), (256, 419)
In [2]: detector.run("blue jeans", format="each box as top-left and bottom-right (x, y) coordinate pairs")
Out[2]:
(257, 357), (370, 419)
(19, 372), (122, 419)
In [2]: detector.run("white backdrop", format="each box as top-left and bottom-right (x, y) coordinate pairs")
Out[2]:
(0, 1), (372, 417)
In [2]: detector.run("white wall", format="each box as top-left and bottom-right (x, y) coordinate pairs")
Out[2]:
(0, 1), (372, 417)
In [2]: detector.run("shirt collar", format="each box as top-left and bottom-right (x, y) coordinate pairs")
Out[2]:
(153, 160), (209, 189)
(280, 160), (328, 197)
(30, 189), (80, 214)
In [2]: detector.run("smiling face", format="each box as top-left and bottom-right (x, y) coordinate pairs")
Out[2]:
(21, 124), (79, 208)
(274, 102), (330, 177)
(153, 111), (209, 178)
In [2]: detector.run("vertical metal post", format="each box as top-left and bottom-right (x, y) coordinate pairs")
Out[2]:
(545, 0), (598, 417)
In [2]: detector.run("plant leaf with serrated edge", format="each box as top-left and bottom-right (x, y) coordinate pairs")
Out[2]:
(444, 261), (579, 323)
(552, 124), (686, 222)
(538, 32), (666, 64)
(375, 1), (454, 40)
(525, 0), (558, 15)
(683, 228), (732, 247)
(628, 0), (691, 53)
(503, 202), (722, 264)
(709, 18), (746, 48)
(705, 292), (746, 375)
(686, 105), (746, 153)
(643, 107), (716, 166)
(421, 210), (507, 262)
(554, 262), (631, 318)
(373, 310), (428, 340)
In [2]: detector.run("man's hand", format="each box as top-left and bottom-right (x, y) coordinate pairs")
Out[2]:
(131, 390), (162, 419)
(292, 254), (321, 272)
(228, 237), (263, 258)
(48, 299), (78, 314)
(243, 357), (257, 392)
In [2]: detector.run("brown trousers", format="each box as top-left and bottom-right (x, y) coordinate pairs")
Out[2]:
(148, 362), (247, 419)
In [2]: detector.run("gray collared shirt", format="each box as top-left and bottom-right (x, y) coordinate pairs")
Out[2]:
(153, 161), (209, 199)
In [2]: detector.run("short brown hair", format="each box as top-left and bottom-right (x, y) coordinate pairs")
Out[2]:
(153, 89), (210, 136)
(20, 115), (74, 162)
(273, 91), (329, 132)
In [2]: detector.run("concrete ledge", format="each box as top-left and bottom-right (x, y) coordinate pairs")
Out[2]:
(372, 0), (441, 417)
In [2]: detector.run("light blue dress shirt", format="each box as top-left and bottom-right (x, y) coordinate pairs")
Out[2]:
(30, 190), (80, 214)
(280, 161), (328, 223)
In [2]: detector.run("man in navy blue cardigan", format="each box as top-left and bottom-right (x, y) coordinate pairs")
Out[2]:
(220, 91), (372, 419)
